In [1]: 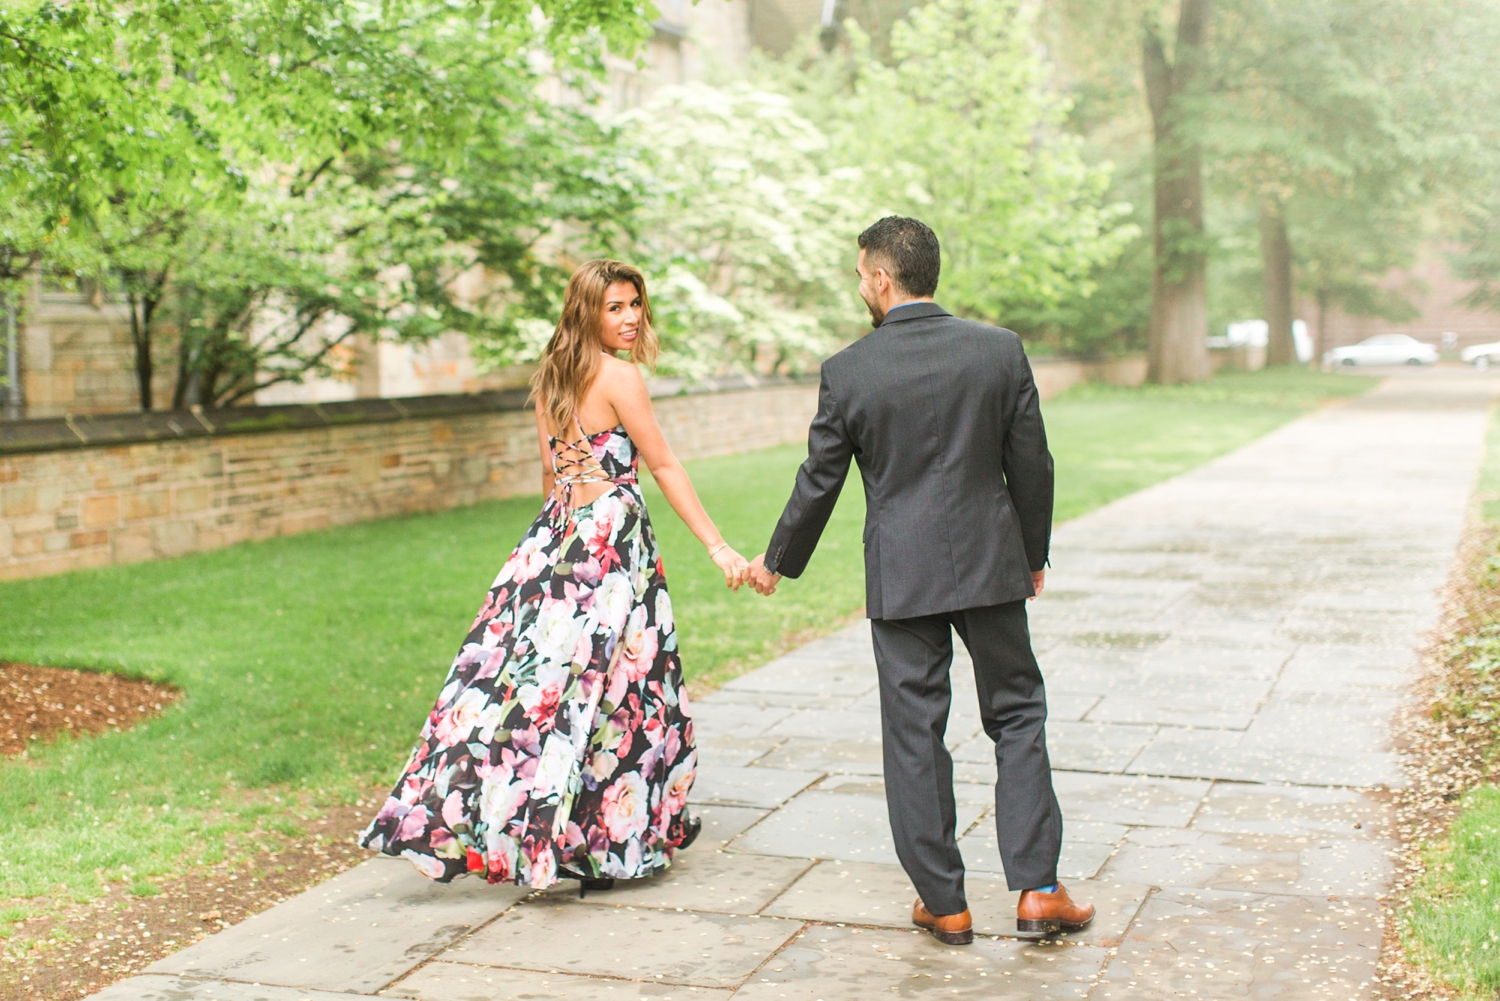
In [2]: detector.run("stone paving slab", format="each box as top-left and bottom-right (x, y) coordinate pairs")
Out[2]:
(385, 961), (736, 999)
(1102, 827), (1393, 899)
(760, 859), (1150, 948)
(436, 897), (803, 988)
(144, 856), (526, 993)
(534, 848), (813, 915)
(690, 763), (823, 808)
(729, 784), (989, 866)
(1188, 784), (1391, 839)
(728, 924), (1107, 1000)
(88, 976), (378, 1001)
(1095, 888), (1383, 999)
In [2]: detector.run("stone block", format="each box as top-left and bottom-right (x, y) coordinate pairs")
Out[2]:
(54, 511), (79, 530)
(2, 484), (36, 517)
(752, 737), (884, 776)
(82, 493), (121, 527)
(151, 521), (197, 558)
(43, 532), (69, 553)
(124, 490), (170, 520)
(145, 856), (526, 993)
(0, 521), (12, 559)
(113, 525), (154, 563)
(174, 484), (210, 515)
(440, 896), (802, 988)
(70, 530), (109, 549)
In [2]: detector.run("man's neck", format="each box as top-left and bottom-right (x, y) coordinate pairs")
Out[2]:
(881, 298), (935, 321)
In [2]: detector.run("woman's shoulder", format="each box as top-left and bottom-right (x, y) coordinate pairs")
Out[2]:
(598, 354), (648, 391)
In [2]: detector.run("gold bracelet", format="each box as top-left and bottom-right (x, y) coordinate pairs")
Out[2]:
(708, 542), (730, 559)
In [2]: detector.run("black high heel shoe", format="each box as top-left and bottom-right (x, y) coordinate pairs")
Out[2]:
(562, 872), (614, 899)
(678, 812), (703, 850)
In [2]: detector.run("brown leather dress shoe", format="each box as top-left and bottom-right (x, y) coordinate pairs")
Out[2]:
(1016, 883), (1095, 935)
(912, 899), (974, 945)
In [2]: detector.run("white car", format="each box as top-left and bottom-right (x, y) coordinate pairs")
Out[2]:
(1461, 340), (1500, 368)
(1324, 334), (1439, 367)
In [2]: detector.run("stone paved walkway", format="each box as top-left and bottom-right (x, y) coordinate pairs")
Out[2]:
(94, 370), (1497, 1000)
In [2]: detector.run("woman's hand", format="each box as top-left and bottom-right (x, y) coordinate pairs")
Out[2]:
(711, 544), (751, 590)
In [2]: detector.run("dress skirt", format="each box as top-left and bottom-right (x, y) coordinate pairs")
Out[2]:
(359, 432), (696, 888)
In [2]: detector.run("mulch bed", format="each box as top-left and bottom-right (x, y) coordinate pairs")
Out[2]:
(1375, 520), (1500, 1000)
(1, 663), (179, 757)
(0, 804), (374, 1001)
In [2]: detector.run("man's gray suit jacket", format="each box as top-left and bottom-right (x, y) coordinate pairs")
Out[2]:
(763, 302), (1054, 621)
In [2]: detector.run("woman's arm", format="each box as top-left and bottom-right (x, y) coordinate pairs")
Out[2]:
(608, 361), (748, 588)
(535, 404), (555, 499)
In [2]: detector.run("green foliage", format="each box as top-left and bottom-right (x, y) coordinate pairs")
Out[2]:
(761, 0), (1137, 333)
(616, 84), (867, 377)
(1, 0), (652, 405)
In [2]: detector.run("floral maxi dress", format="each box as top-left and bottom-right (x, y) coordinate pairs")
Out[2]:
(359, 423), (697, 888)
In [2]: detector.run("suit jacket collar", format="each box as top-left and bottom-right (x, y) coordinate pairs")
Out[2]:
(876, 301), (949, 327)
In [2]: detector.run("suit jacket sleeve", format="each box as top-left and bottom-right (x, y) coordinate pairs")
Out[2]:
(764, 371), (854, 578)
(1002, 351), (1054, 571)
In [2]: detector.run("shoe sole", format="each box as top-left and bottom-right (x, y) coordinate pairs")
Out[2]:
(914, 922), (973, 945)
(1016, 916), (1093, 935)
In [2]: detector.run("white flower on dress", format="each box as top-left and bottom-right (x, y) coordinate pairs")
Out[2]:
(619, 604), (658, 683)
(586, 750), (620, 784)
(654, 590), (674, 636)
(533, 596), (585, 664)
(601, 771), (649, 842)
(532, 733), (576, 799)
(594, 572), (634, 635)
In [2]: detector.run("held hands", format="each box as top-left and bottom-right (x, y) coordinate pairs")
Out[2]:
(748, 553), (782, 596)
(710, 543), (751, 590)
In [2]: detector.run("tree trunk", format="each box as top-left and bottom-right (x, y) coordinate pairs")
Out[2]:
(1260, 197), (1295, 365)
(1143, 0), (1212, 385)
(1315, 288), (1329, 368)
(126, 288), (155, 411)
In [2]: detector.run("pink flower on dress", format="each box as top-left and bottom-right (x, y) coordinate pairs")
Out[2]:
(434, 688), (489, 745)
(394, 804), (430, 842)
(402, 848), (447, 880)
(619, 605), (658, 683)
(662, 755), (695, 819)
(528, 843), (558, 888)
(600, 771), (649, 843)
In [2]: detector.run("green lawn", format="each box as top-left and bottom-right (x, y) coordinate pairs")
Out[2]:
(0, 367), (1370, 912)
(1402, 400), (1500, 999)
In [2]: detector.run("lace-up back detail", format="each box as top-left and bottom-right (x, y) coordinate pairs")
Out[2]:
(549, 418), (638, 516)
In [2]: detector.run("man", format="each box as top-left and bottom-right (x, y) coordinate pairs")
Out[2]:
(748, 216), (1093, 944)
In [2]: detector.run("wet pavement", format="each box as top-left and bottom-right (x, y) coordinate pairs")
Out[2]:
(93, 370), (1498, 999)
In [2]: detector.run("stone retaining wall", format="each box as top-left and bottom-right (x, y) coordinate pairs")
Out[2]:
(0, 380), (820, 581)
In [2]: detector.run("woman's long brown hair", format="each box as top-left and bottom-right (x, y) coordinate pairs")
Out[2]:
(530, 259), (660, 438)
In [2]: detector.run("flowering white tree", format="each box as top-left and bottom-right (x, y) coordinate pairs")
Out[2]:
(617, 84), (870, 377)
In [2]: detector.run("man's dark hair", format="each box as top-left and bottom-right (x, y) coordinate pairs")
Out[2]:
(857, 216), (941, 298)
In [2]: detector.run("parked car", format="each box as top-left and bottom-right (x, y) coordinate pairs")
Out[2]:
(1461, 340), (1500, 368)
(1324, 334), (1439, 367)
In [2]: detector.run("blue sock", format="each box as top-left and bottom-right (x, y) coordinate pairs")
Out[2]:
(1031, 883), (1058, 893)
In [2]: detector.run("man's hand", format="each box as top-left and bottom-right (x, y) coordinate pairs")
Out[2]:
(1029, 569), (1045, 600)
(748, 554), (782, 596)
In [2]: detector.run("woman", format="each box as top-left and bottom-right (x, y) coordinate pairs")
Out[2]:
(360, 259), (749, 891)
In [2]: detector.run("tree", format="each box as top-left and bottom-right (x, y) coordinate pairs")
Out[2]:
(610, 84), (865, 377)
(1, 0), (654, 408)
(1141, 0), (1212, 383)
(766, 0), (1135, 336)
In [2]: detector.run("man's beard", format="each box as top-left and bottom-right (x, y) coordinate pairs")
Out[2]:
(861, 290), (884, 327)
